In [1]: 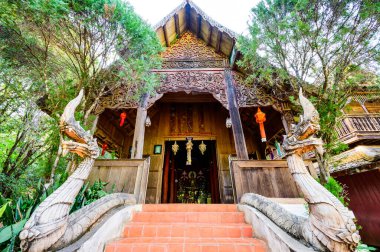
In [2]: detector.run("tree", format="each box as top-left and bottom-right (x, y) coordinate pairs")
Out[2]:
(238, 0), (380, 183)
(0, 0), (162, 184)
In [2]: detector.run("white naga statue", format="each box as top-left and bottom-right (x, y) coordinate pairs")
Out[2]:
(241, 89), (360, 252)
(19, 90), (135, 251)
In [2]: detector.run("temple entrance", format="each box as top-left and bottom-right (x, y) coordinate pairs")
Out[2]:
(161, 140), (220, 203)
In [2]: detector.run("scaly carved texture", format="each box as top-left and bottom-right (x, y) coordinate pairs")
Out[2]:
(243, 89), (360, 252)
(51, 193), (136, 250)
(20, 90), (100, 252)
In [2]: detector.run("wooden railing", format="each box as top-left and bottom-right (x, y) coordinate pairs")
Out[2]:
(87, 158), (150, 203)
(336, 114), (380, 144)
(229, 159), (316, 203)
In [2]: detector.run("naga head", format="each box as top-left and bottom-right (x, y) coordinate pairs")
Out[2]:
(283, 88), (323, 156)
(59, 90), (99, 159)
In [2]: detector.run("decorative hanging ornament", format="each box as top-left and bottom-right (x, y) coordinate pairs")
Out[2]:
(255, 107), (267, 142)
(145, 115), (151, 127)
(172, 141), (179, 155)
(199, 141), (207, 155)
(226, 117), (232, 128)
(186, 138), (193, 165)
(119, 112), (127, 127)
(101, 143), (108, 156)
(274, 140), (283, 157)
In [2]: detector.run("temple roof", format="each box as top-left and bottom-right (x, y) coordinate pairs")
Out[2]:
(330, 145), (380, 174)
(154, 0), (237, 61)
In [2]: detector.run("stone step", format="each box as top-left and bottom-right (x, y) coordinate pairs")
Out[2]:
(131, 212), (245, 224)
(123, 223), (253, 238)
(105, 237), (266, 252)
(141, 204), (238, 212)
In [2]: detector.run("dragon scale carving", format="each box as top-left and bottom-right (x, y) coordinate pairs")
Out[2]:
(242, 89), (360, 252)
(19, 91), (131, 251)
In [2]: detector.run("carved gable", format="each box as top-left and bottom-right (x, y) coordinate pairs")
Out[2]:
(161, 32), (226, 69)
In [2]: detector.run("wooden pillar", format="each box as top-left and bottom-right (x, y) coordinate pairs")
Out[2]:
(162, 145), (170, 203)
(131, 93), (148, 159)
(224, 69), (249, 160)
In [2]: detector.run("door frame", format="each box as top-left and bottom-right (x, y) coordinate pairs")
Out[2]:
(158, 137), (221, 203)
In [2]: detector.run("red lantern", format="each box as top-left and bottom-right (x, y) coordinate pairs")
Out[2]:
(255, 107), (267, 142)
(101, 143), (108, 156)
(119, 112), (127, 127)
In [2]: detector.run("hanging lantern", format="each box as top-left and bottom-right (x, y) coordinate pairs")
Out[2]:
(101, 143), (108, 156)
(255, 107), (267, 142)
(226, 117), (232, 128)
(172, 141), (179, 155)
(119, 112), (127, 127)
(199, 141), (207, 155)
(145, 115), (151, 127)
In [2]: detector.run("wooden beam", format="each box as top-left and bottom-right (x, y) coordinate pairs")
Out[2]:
(196, 14), (202, 38)
(185, 4), (191, 31)
(225, 69), (248, 159)
(174, 14), (180, 38)
(229, 42), (237, 67)
(215, 31), (222, 53)
(207, 24), (212, 46)
(131, 93), (149, 159)
(163, 25), (169, 47)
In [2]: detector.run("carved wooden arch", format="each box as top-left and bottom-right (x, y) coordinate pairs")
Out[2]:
(148, 69), (228, 109)
(93, 70), (288, 115)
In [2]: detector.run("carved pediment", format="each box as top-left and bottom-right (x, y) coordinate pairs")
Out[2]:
(161, 32), (226, 69)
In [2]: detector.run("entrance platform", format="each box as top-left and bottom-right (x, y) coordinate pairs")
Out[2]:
(105, 204), (267, 252)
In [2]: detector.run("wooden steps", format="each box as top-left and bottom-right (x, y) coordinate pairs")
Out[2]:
(105, 204), (267, 252)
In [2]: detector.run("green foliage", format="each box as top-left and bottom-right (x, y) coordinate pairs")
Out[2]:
(239, 0), (380, 156)
(323, 177), (349, 206)
(0, 174), (67, 250)
(71, 179), (114, 212)
(356, 243), (378, 251)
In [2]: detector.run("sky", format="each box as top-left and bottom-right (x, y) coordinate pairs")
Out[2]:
(126, 0), (260, 35)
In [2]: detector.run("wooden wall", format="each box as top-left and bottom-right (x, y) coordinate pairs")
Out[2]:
(230, 160), (316, 202)
(335, 169), (380, 247)
(87, 158), (150, 203)
(117, 99), (260, 203)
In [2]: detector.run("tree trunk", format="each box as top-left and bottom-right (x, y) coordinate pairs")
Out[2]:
(315, 150), (330, 184)
(49, 146), (62, 185)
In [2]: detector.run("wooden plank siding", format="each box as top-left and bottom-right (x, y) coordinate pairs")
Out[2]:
(335, 169), (380, 247)
(114, 101), (260, 203)
(229, 160), (317, 202)
(87, 158), (150, 203)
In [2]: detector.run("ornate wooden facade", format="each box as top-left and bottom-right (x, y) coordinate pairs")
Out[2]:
(93, 1), (295, 204)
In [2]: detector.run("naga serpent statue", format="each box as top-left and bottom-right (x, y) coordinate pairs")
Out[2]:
(20, 90), (135, 251)
(241, 89), (360, 252)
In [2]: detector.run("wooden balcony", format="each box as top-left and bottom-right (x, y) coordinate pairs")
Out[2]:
(336, 114), (380, 144)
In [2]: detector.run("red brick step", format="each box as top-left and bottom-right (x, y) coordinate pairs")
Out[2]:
(141, 204), (237, 212)
(132, 212), (245, 223)
(105, 204), (267, 252)
(106, 237), (266, 252)
(123, 223), (253, 238)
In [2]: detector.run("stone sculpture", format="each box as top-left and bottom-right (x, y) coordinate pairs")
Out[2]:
(19, 91), (135, 251)
(241, 89), (360, 252)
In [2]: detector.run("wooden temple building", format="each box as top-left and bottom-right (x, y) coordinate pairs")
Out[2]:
(85, 0), (380, 247)
(89, 0), (301, 205)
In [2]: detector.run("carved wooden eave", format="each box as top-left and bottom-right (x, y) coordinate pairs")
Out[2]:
(154, 0), (238, 63)
(93, 2), (288, 115)
(330, 145), (380, 175)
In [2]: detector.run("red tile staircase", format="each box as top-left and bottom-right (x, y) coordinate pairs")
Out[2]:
(105, 204), (267, 252)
